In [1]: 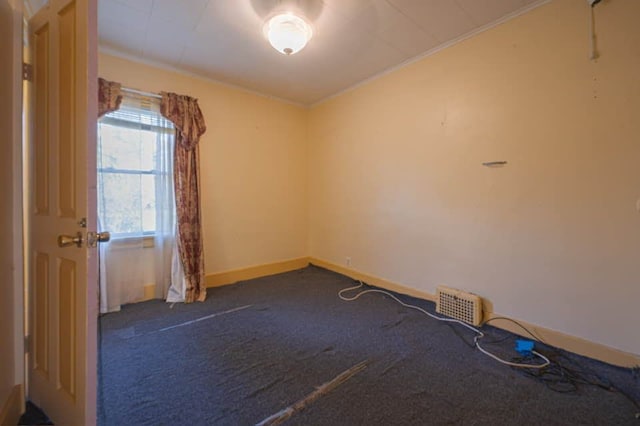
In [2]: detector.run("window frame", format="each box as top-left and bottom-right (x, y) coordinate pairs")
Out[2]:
(97, 112), (174, 240)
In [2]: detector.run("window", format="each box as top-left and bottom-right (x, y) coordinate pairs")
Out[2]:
(97, 97), (174, 239)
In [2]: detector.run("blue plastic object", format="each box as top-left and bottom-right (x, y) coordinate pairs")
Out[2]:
(515, 339), (535, 355)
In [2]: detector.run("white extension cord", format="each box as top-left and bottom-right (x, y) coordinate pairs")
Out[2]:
(338, 281), (551, 369)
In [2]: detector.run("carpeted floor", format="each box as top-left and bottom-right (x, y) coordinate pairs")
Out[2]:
(98, 265), (640, 425)
(18, 401), (53, 425)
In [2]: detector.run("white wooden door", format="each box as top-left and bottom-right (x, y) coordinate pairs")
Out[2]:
(27, 0), (98, 424)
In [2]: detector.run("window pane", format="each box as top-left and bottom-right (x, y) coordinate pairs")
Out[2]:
(98, 123), (157, 171)
(97, 101), (173, 239)
(98, 173), (156, 236)
(141, 174), (156, 234)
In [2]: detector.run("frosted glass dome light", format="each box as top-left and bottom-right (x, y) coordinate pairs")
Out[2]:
(264, 13), (313, 55)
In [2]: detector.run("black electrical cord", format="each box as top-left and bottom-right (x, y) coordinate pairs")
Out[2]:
(476, 314), (638, 417)
(513, 350), (640, 417)
(445, 322), (513, 349)
(443, 309), (543, 352)
(483, 316), (545, 342)
(483, 317), (639, 416)
(346, 279), (639, 418)
(445, 322), (476, 348)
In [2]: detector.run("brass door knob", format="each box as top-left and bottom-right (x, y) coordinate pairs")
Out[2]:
(87, 231), (111, 248)
(58, 232), (83, 248)
(96, 231), (110, 243)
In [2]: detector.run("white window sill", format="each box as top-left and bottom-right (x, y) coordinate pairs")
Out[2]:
(108, 235), (155, 249)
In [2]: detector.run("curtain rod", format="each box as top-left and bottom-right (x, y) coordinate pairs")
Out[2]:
(121, 86), (162, 99)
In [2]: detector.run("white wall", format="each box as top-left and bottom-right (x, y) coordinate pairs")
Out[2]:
(308, 0), (640, 356)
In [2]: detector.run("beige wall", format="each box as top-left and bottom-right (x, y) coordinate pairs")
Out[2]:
(99, 53), (308, 274)
(308, 0), (640, 356)
(0, 0), (22, 418)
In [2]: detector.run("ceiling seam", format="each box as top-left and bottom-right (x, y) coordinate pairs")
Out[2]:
(453, 0), (481, 27)
(383, 0), (439, 42)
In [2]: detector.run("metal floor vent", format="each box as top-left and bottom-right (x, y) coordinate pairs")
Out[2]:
(436, 286), (483, 326)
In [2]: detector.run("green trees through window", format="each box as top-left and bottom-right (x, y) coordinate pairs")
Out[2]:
(97, 106), (174, 238)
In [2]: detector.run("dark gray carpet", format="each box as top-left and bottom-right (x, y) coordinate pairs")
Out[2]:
(18, 401), (53, 425)
(98, 265), (640, 425)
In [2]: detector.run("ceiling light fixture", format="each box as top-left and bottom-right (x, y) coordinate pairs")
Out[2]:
(264, 13), (313, 55)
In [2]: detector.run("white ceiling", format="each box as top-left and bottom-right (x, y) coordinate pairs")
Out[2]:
(96, 0), (546, 106)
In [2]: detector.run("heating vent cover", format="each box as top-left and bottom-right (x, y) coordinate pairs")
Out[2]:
(436, 286), (483, 326)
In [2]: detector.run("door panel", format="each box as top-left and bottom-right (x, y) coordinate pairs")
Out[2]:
(28, 0), (97, 424)
(33, 252), (49, 377)
(57, 1), (77, 219)
(33, 23), (49, 216)
(58, 257), (77, 399)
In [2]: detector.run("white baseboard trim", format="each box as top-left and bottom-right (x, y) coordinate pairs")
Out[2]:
(310, 257), (640, 368)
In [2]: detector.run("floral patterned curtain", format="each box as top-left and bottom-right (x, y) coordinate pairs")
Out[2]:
(98, 78), (122, 118)
(160, 92), (207, 303)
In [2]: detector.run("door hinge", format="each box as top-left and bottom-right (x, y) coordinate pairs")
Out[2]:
(22, 62), (33, 82)
(24, 335), (31, 353)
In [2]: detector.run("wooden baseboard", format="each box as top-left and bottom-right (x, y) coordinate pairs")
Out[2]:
(0, 384), (23, 426)
(310, 257), (436, 302)
(143, 283), (156, 301)
(205, 257), (310, 288)
(310, 257), (640, 368)
(483, 314), (640, 368)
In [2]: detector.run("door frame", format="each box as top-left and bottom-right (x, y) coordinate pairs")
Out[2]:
(7, 0), (26, 418)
